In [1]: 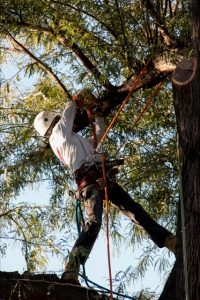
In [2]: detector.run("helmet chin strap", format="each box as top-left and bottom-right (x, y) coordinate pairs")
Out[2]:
(45, 116), (61, 137)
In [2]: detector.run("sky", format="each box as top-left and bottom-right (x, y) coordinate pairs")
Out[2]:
(0, 184), (175, 298)
(0, 50), (175, 299)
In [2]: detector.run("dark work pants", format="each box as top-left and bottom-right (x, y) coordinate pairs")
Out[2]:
(67, 182), (172, 267)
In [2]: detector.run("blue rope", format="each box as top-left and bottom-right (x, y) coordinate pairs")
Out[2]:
(63, 270), (135, 299)
(75, 198), (82, 235)
(77, 271), (135, 300)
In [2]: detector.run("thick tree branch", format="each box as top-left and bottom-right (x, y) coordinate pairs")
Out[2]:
(69, 48), (187, 134)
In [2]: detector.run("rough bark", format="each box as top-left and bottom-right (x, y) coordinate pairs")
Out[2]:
(172, 55), (200, 299)
(159, 57), (200, 300)
(0, 272), (113, 300)
(172, 0), (200, 297)
(160, 0), (200, 298)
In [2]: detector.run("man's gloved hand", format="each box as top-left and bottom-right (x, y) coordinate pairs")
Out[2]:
(73, 89), (100, 113)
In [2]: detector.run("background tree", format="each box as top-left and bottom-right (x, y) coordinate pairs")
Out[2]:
(0, 0), (196, 299)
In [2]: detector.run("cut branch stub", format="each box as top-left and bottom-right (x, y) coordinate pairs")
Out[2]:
(172, 57), (200, 154)
(172, 58), (196, 87)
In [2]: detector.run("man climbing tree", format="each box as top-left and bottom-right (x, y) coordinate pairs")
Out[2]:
(33, 90), (176, 285)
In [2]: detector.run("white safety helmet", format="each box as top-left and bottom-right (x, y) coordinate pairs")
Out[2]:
(34, 111), (60, 137)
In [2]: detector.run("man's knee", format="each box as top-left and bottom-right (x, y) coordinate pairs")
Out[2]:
(83, 184), (103, 222)
(82, 183), (102, 199)
(86, 219), (102, 235)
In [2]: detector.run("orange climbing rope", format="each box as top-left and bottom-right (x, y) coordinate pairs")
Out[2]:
(101, 153), (114, 300)
(100, 61), (150, 144)
(133, 79), (165, 126)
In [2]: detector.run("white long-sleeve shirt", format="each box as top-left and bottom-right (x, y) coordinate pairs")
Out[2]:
(49, 101), (104, 172)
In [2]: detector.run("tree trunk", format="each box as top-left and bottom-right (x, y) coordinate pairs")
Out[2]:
(171, 0), (200, 298)
(159, 0), (200, 298)
(172, 54), (200, 299)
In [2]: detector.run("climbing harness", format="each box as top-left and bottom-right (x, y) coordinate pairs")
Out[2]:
(74, 159), (124, 189)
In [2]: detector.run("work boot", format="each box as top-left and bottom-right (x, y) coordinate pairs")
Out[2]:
(61, 270), (80, 286)
(164, 234), (176, 254)
(61, 260), (81, 286)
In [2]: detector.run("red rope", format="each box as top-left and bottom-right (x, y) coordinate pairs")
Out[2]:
(101, 153), (113, 300)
